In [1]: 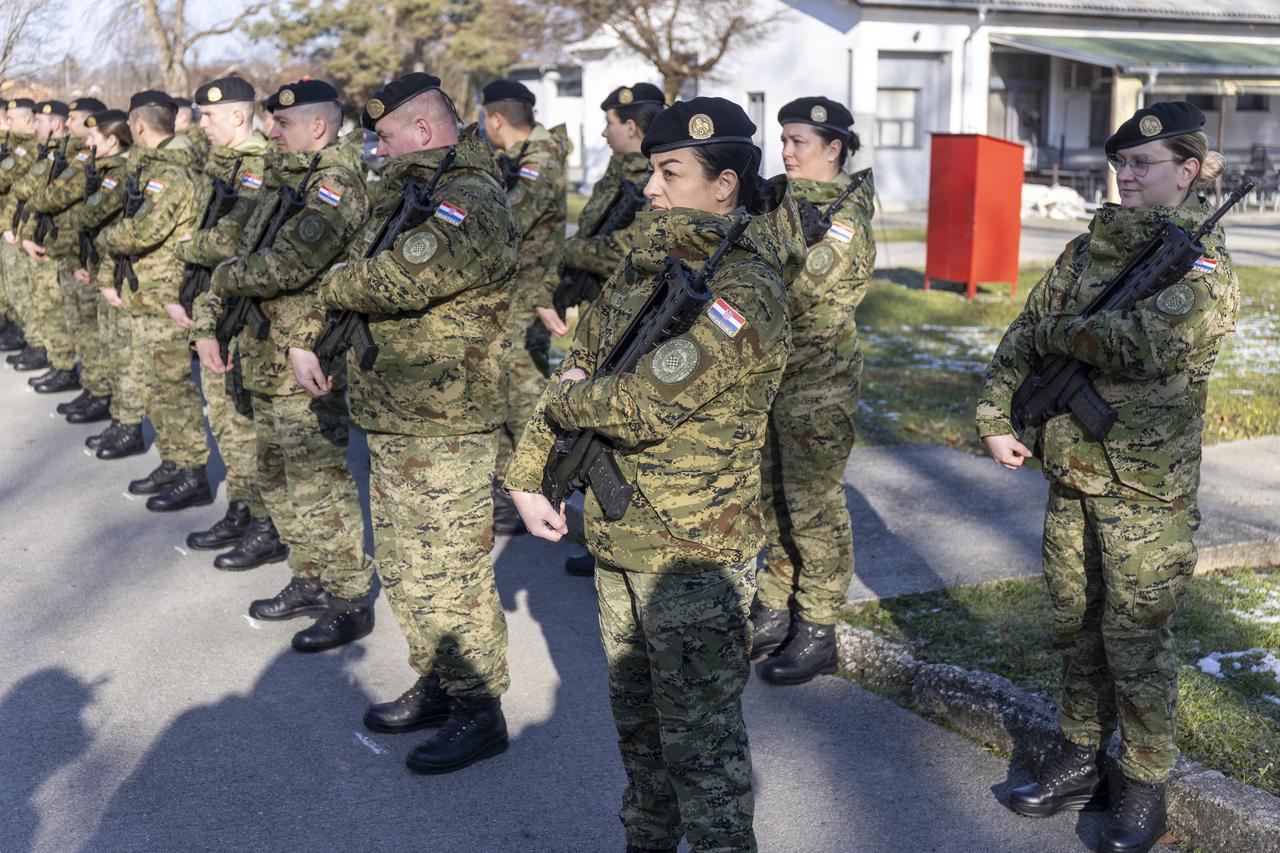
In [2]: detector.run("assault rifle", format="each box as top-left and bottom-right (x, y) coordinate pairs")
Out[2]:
(216, 152), (321, 361)
(1010, 179), (1255, 442)
(178, 156), (243, 314)
(540, 214), (750, 521)
(496, 139), (530, 191)
(32, 134), (71, 245)
(552, 175), (648, 319)
(0, 131), (10, 161)
(111, 165), (146, 294)
(11, 129), (53, 232)
(314, 148), (457, 376)
(78, 147), (101, 268)
(797, 167), (872, 246)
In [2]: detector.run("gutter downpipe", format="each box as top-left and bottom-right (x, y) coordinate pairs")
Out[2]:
(960, 3), (990, 132)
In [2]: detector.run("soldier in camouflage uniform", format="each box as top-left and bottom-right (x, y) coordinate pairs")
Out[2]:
(1, 99), (43, 364)
(752, 97), (876, 685)
(507, 98), (802, 853)
(73, 109), (144, 447)
(176, 76), (286, 567)
(212, 79), (372, 652)
(981, 103), (1238, 853)
(173, 99), (210, 167)
(479, 78), (570, 534)
(299, 72), (519, 773)
(97, 91), (212, 511)
(0, 100), (34, 353)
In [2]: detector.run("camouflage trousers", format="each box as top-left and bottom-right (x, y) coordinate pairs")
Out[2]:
(98, 299), (144, 423)
(56, 260), (107, 395)
(129, 313), (208, 469)
(0, 241), (33, 327)
(495, 315), (551, 479)
(1043, 482), (1198, 784)
(252, 390), (370, 601)
(201, 355), (264, 515)
(367, 430), (509, 699)
(756, 394), (857, 623)
(596, 561), (757, 853)
(31, 259), (76, 370)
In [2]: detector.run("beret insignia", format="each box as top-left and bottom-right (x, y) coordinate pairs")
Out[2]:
(1139, 115), (1163, 137)
(688, 113), (714, 140)
(279, 89), (295, 107)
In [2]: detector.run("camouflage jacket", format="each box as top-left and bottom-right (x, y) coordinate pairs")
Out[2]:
(98, 134), (200, 315)
(319, 133), (519, 437)
(498, 123), (569, 318)
(73, 152), (131, 284)
(561, 151), (651, 280)
(0, 133), (39, 207)
(976, 197), (1239, 502)
(505, 189), (803, 572)
(25, 137), (93, 259)
(178, 124), (211, 168)
(4, 134), (70, 240)
(782, 170), (876, 402)
(175, 131), (274, 341)
(212, 140), (369, 396)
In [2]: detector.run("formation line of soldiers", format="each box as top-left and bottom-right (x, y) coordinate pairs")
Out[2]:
(0, 66), (1231, 853)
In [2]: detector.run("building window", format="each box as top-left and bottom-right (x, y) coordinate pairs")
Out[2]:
(747, 92), (766, 166)
(1237, 93), (1270, 112)
(556, 76), (583, 98)
(1186, 94), (1217, 112)
(877, 88), (918, 149)
(1088, 83), (1112, 147)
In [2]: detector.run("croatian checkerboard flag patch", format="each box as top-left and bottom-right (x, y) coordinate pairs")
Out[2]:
(707, 298), (745, 338)
(828, 221), (854, 244)
(519, 165), (540, 181)
(1192, 256), (1217, 274)
(241, 173), (263, 190)
(101, 177), (118, 189)
(76, 151), (90, 162)
(435, 201), (467, 227)
(317, 185), (342, 206)
(145, 179), (165, 193)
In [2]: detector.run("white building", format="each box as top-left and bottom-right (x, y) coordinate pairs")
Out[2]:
(519, 0), (1280, 207)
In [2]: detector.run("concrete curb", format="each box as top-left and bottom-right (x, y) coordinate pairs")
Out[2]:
(1197, 538), (1280, 575)
(836, 624), (1280, 853)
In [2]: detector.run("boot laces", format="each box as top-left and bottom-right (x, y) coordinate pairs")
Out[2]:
(1044, 747), (1095, 788)
(1114, 782), (1158, 827)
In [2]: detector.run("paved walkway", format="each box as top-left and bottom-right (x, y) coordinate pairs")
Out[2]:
(0, 361), (1179, 852)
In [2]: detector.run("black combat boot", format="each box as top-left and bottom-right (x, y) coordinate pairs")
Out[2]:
(86, 420), (121, 450)
(364, 674), (452, 734)
(491, 479), (526, 536)
(1008, 740), (1109, 818)
(33, 369), (80, 394)
(0, 324), (25, 351)
(248, 576), (330, 621)
(564, 542), (596, 576)
(13, 346), (49, 371)
(128, 461), (178, 495)
(1097, 778), (1166, 853)
(626, 846), (678, 853)
(291, 596), (374, 652)
(187, 501), (250, 550)
(406, 697), (508, 775)
(146, 466), (213, 512)
(27, 367), (57, 385)
(214, 517), (289, 570)
(67, 395), (112, 424)
(749, 601), (791, 660)
(759, 619), (838, 684)
(96, 422), (145, 459)
(57, 389), (92, 414)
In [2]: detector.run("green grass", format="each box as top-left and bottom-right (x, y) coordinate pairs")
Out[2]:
(567, 192), (589, 225)
(845, 568), (1280, 795)
(873, 226), (928, 243)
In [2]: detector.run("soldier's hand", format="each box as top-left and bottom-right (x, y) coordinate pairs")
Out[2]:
(99, 287), (123, 309)
(289, 347), (332, 398)
(535, 305), (569, 337)
(511, 491), (569, 542)
(74, 267), (91, 285)
(21, 239), (46, 260)
(164, 303), (194, 330)
(195, 339), (230, 374)
(2, 230), (16, 245)
(983, 433), (1033, 470)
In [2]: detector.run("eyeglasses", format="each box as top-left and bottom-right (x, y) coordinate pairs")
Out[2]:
(1106, 156), (1176, 177)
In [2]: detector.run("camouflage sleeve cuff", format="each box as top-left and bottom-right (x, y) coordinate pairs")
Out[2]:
(975, 417), (1016, 439)
(1034, 314), (1081, 356)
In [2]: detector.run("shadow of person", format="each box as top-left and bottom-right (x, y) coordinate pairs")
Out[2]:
(1, 668), (99, 853)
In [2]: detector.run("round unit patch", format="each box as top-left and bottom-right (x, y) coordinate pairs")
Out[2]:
(508, 184), (526, 206)
(297, 213), (326, 243)
(650, 337), (699, 384)
(1155, 282), (1196, 316)
(401, 230), (438, 265)
(805, 244), (836, 277)
(1, 157), (14, 171)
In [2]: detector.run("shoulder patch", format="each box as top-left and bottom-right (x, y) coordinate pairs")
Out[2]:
(101, 177), (119, 190)
(32, 162), (47, 176)
(1190, 256), (1217, 276)
(435, 201), (467, 227)
(707, 298), (746, 338)
(145, 179), (166, 193)
(317, 185), (342, 206)
(0, 157), (13, 170)
(241, 173), (263, 190)
(827, 221), (854, 244)
(76, 151), (90, 162)
(649, 337), (700, 384)
(297, 213), (327, 243)
(806, 244), (836, 277)
(400, 230), (438, 265)
(1155, 282), (1197, 317)
(14, 146), (27, 157)
(518, 164), (541, 181)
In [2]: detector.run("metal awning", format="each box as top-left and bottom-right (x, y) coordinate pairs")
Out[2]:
(989, 34), (1280, 79)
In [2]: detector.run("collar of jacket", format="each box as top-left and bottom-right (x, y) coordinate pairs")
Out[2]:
(379, 130), (501, 187)
(1087, 194), (1215, 267)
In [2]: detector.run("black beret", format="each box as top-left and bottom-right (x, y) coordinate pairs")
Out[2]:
(778, 96), (853, 136)
(129, 90), (177, 112)
(1106, 101), (1205, 155)
(68, 97), (107, 114)
(85, 109), (128, 129)
(6, 98), (36, 111)
(37, 100), (70, 118)
(170, 96), (194, 110)
(482, 79), (535, 107)
(600, 83), (665, 112)
(362, 72), (443, 130)
(195, 76), (255, 106)
(641, 97), (757, 157)
(265, 78), (340, 113)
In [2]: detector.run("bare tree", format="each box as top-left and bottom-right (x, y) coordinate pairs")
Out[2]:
(0, 0), (63, 87)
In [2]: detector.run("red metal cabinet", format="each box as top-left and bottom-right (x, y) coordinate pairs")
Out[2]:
(924, 133), (1024, 299)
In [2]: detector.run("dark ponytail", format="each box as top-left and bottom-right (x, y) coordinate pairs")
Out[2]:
(814, 126), (859, 170)
(693, 141), (767, 212)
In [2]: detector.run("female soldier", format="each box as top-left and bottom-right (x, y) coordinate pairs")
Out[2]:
(70, 109), (145, 456)
(751, 96), (876, 684)
(505, 97), (803, 853)
(977, 102), (1236, 853)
